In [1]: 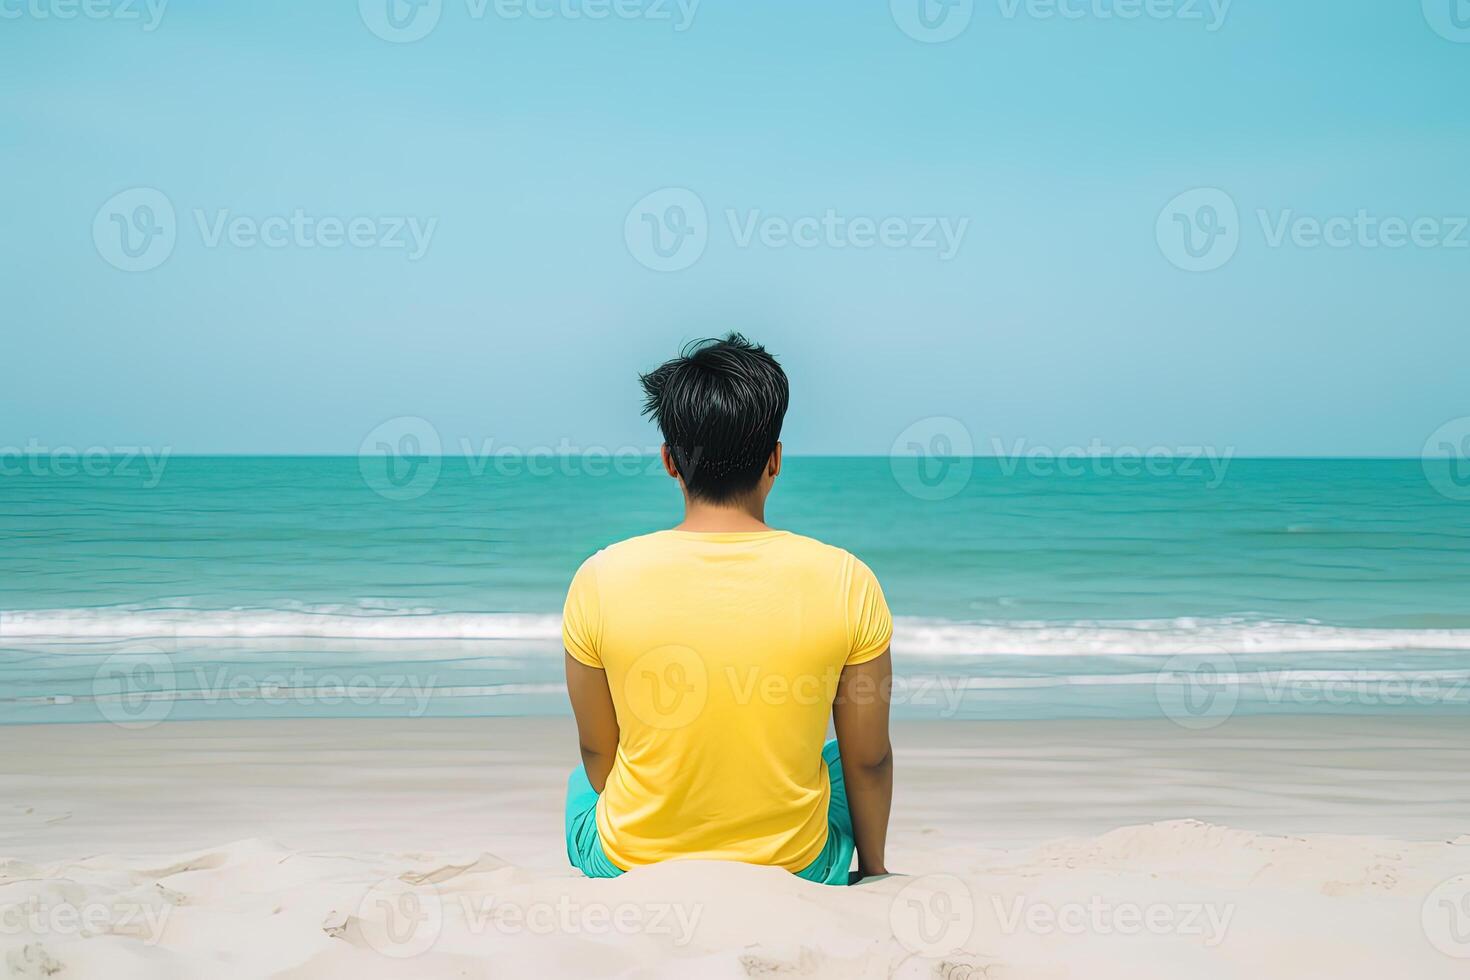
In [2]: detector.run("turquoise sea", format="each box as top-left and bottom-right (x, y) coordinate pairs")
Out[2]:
(2, 456), (1468, 725)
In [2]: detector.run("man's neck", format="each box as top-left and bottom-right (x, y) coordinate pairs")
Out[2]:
(675, 497), (770, 533)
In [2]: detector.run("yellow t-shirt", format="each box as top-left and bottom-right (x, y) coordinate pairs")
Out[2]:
(562, 529), (892, 872)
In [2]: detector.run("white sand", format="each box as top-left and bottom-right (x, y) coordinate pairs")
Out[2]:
(3, 716), (1468, 978)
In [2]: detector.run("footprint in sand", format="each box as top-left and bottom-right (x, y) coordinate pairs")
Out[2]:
(4, 943), (64, 979)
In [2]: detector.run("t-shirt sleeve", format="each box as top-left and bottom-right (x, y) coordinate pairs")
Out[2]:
(562, 556), (603, 668)
(845, 556), (893, 666)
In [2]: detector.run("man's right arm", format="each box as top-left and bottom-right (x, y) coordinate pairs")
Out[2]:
(833, 649), (893, 880)
(566, 652), (619, 792)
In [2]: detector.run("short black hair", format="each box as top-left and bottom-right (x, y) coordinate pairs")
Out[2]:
(640, 333), (789, 504)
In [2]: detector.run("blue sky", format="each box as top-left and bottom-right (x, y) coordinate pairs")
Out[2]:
(3, 0), (1467, 456)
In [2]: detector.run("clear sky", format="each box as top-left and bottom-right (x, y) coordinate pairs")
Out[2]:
(3, 0), (1467, 456)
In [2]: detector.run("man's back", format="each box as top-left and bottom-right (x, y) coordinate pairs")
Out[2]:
(563, 528), (891, 871)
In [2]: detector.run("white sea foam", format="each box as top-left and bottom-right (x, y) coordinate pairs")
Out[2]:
(4, 606), (1470, 656)
(893, 617), (1470, 656)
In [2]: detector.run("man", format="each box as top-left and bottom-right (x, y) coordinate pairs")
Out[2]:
(562, 333), (893, 885)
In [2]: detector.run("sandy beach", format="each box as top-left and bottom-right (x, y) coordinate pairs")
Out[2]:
(4, 715), (1468, 977)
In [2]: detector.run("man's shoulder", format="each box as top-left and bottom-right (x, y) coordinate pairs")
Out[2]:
(775, 531), (859, 566)
(573, 531), (662, 574)
(584, 530), (861, 568)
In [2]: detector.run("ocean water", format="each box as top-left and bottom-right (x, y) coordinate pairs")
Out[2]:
(2, 456), (1468, 725)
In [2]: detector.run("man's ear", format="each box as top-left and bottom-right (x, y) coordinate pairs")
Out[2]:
(769, 442), (782, 478)
(660, 444), (681, 480)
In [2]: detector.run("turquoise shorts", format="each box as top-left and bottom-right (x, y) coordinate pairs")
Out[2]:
(564, 738), (856, 886)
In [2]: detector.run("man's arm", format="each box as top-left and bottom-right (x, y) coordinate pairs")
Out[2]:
(565, 652), (620, 792)
(833, 649), (893, 879)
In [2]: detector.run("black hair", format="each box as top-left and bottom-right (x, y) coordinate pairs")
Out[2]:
(639, 333), (789, 504)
